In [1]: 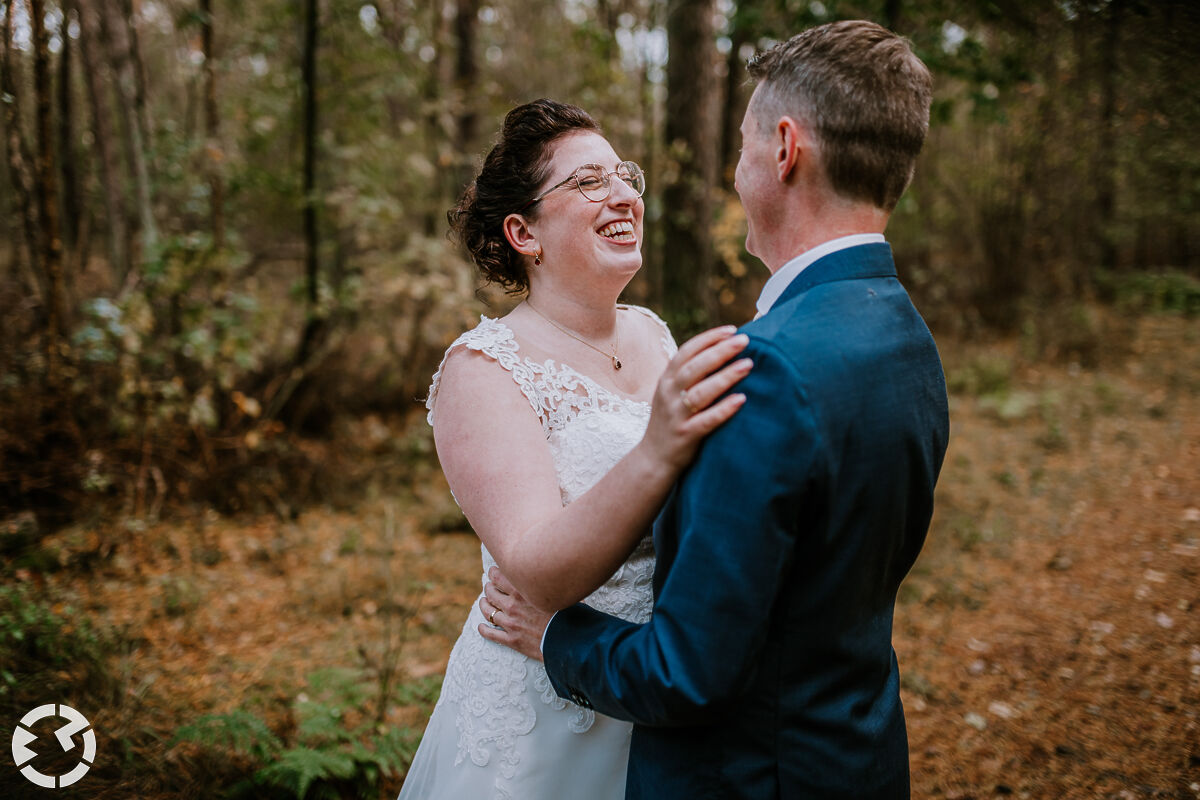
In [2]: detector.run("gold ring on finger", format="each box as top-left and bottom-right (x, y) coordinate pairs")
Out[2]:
(680, 389), (698, 415)
(489, 608), (500, 625)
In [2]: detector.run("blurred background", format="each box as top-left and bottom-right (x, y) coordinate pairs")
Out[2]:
(0, 0), (1196, 797)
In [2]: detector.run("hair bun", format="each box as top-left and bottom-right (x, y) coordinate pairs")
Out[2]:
(447, 99), (600, 293)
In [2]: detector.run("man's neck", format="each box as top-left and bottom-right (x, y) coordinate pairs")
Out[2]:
(761, 203), (889, 274)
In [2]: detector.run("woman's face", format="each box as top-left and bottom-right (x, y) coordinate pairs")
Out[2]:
(525, 131), (645, 289)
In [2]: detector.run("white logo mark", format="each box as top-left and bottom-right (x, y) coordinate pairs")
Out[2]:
(11, 704), (97, 788)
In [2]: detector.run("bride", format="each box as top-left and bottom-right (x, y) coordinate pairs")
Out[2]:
(397, 99), (752, 799)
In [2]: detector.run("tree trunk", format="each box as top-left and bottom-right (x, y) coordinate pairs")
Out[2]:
(1095, 0), (1123, 271)
(633, 0), (664, 303)
(1070, 2), (1094, 275)
(296, 0), (322, 364)
(1, 0), (42, 297)
(58, 2), (80, 256)
(118, 0), (153, 172)
(662, 0), (719, 334)
(76, 0), (130, 279)
(100, 0), (157, 266)
(883, 0), (904, 32)
(451, 0), (478, 192)
(719, 21), (750, 190)
(200, 0), (224, 249)
(30, 0), (67, 385)
(421, 0), (453, 236)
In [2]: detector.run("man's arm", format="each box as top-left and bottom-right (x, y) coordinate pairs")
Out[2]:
(541, 338), (822, 726)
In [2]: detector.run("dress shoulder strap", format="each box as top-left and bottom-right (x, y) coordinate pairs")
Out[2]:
(426, 316), (543, 426)
(620, 304), (677, 359)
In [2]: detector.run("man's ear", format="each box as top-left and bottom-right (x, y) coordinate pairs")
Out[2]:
(503, 213), (539, 258)
(775, 116), (805, 181)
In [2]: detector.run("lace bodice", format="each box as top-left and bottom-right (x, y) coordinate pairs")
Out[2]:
(421, 306), (675, 787)
(427, 306), (675, 503)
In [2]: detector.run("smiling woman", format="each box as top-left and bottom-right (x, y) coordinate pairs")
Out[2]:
(446, 100), (603, 295)
(395, 99), (752, 800)
(499, 129), (649, 318)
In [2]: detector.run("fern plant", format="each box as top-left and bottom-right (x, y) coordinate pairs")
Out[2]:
(172, 709), (284, 762)
(171, 667), (431, 799)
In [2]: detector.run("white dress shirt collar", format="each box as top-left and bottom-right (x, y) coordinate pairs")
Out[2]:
(753, 233), (886, 319)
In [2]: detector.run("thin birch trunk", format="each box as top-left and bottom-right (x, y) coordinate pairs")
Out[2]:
(100, 0), (157, 267)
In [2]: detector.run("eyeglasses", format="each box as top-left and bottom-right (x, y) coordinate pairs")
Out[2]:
(523, 161), (645, 209)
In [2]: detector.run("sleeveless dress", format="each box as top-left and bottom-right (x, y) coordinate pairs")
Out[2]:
(398, 306), (677, 800)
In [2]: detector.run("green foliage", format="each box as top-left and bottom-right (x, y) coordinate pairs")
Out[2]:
(42, 234), (296, 513)
(975, 388), (1037, 422)
(172, 667), (424, 800)
(70, 237), (265, 420)
(172, 710), (284, 763)
(899, 669), (937, 701)
(1036, 419), (1069, 453)
(992, 470), (1018, 492)
(1015, 301), (1138, 368)
(4, 0), (1197, 525)
(1092, 379), (1122, 415)
(390, 674), (443, 708)
(255, 747), (360, 799)
(155, 575), (202, 619)
(946, 355), (1013, 397)
(0, 583), (116, 710)
(1097, 269), (1200, 317)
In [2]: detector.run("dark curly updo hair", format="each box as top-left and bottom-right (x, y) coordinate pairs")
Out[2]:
(448, 99), (600, 293)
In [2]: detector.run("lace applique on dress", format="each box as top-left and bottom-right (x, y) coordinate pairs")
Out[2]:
(420, 306), (674, 795)
(426, 306), (675, 436)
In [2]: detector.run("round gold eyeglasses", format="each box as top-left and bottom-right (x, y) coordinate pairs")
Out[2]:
(522, 161), (645, 209)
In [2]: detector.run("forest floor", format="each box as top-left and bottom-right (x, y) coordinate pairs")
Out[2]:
(8, 312), (1199, 799)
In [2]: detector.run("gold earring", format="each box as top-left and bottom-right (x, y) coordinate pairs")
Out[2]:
(534, 250), (542, 266)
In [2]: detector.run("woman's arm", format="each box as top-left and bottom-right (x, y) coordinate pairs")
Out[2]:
(432, 326), (751, 611)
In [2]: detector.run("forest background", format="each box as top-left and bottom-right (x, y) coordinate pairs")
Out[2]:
(0, 0), (1197, 798)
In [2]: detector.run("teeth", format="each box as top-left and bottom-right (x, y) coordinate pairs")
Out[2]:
(598, 221), (635, 240)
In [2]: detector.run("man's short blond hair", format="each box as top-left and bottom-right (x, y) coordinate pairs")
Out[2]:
(748, 20), (932, 212)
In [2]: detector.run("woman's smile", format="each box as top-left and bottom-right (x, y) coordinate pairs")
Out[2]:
(597, 220), (637, 244)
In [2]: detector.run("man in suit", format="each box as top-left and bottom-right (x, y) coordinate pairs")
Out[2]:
(482, 20), (949, 798)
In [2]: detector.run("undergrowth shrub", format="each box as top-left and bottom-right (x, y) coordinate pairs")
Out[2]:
(0, 583), (120, 719)
(1018, 300), (1136, 368)
(945, 354), (1013, 397)
(1096, 268), (1200, 316)
(1, 230), (480, 530)
(170, 667), (434, 799)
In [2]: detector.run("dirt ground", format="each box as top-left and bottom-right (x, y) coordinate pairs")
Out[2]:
(12, 313), (1199, 799)
(897, 316), (1199, 799)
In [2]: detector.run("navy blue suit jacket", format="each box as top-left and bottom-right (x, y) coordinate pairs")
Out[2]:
(542, 244), (950, 799)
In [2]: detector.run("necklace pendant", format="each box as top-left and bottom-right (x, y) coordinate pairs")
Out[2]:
(612, 356), (622, 370)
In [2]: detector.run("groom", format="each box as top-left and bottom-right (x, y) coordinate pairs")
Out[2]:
(486, 20), (948, 799)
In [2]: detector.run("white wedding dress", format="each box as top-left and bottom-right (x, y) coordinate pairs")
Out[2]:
(398, 306), (676, 800)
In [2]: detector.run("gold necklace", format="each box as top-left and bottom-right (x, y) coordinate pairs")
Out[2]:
(525, 301), (622, 370)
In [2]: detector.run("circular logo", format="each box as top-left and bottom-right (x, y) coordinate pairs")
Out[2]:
(11, 704), (97, 788)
